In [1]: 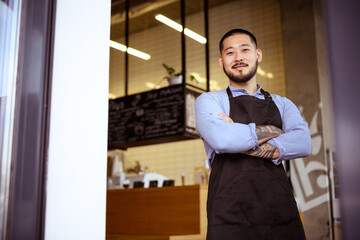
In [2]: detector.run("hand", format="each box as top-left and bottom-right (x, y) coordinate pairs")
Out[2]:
(218, 113), (234, 123)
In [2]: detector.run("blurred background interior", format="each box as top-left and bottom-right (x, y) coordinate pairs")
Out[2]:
(1, 0), (359, 239)
(106, 0), (337, 239)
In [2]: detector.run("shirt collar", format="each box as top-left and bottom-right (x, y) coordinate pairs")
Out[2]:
(228, 84), (262, 96)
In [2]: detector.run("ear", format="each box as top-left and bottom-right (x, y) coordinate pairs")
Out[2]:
(218, 55), (224, 69)
(256, 49), (263, 63)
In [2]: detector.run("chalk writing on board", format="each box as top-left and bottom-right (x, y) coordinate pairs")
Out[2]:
(108, 85), (199, 148)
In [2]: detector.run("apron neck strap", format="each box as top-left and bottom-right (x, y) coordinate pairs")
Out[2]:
(260, 88), (272, 102)
(226, 87), (233, 99)
(226, 87), (272, 102)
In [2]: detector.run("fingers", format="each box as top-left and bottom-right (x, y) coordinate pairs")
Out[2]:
(218, 113), (234, 123)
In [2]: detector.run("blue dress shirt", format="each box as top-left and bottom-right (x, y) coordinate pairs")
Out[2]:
(195, 85), (312, 166)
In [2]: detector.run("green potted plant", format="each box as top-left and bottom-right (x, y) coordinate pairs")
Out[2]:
(162, 63), (198, 85)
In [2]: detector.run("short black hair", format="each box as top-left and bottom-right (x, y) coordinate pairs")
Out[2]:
(219, 29), (257, 53)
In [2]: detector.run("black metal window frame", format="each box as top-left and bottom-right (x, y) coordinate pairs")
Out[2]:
(123, 0), (210, 96)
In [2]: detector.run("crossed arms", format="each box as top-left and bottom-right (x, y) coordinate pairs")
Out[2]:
(218, 113), (283, 159)
(195, 92), (312, 164)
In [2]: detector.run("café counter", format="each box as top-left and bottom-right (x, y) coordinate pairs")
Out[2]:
(106, 185), (208, 240)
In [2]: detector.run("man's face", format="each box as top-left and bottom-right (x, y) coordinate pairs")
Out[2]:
(219, 34), (262, 84)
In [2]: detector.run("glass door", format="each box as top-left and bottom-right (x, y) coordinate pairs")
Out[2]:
(0, 0), (22, 237)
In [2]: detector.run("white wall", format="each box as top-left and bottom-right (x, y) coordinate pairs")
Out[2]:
(44, 0), (110, 239)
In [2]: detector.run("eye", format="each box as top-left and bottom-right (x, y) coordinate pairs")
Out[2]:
(226, 51), (234, 56)
(242, 49), (250, 52)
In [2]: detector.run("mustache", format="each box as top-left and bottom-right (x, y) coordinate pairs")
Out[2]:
(232, 62), (248, 69)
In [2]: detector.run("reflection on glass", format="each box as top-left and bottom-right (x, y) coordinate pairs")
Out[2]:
(0, 0), (22, 232)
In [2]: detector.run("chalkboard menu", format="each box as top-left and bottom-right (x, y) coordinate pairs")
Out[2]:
(108, 85), (200, 149)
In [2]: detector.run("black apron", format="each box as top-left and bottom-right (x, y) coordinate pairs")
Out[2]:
(206, 88), (305, 240)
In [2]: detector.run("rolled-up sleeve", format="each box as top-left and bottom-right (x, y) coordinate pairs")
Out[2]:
(268, 97), (312, 165)
(195, 92), (258, 154)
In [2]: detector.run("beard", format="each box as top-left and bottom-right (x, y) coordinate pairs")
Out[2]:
(223, 60), (258, 84)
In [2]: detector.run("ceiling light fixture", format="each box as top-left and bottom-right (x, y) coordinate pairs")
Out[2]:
(155, 14), (207, 44)
(155, 14), (182, 32)
(127, 47), (151, 60)
(109, 40), (127, 52)
(109, 40), (151, 60)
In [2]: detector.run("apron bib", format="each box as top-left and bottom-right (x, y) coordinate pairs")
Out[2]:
(206, 88), (305, 240)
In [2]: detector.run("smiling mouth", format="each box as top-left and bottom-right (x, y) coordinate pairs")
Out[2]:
(232, 63), (248, 69)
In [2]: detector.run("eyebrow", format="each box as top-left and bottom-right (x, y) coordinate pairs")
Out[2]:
(224, 43), (251, 52)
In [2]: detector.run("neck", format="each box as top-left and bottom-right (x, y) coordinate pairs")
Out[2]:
(229, 77), (258, 95)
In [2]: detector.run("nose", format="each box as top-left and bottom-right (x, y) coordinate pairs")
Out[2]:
(234, 50), (244, 62)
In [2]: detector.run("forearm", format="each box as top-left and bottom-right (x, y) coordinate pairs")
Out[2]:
(268, 95), (312, 163)
(196, 94), (258, 153)
(197, 120), (257, 153)
(215, 112), (284, 156)
(239, 125), (283, 159)
(249, 126), (311, 162)
(267, 128), (311, 161)
(255, 125), (284, 145)
(243, 143), (280, 159)
(217, 113), (284, 145)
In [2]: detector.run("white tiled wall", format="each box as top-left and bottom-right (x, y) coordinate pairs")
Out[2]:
(109, 0), (286, 185)
(208, 0), (286, 94)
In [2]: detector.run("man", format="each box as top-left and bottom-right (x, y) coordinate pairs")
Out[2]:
(195, 29), (311, 240)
